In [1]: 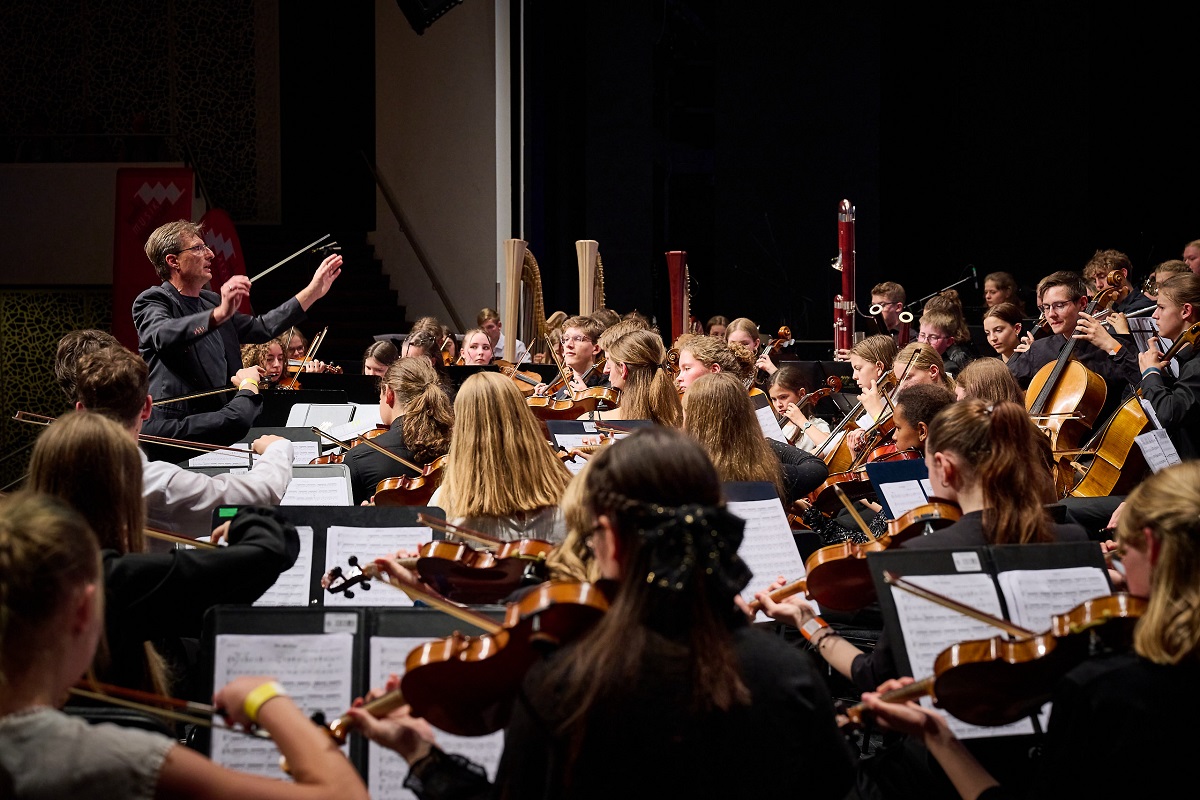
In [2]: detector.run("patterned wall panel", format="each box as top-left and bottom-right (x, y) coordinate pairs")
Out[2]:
(0, 288), (112, 489)
(0, 0), (279, 222)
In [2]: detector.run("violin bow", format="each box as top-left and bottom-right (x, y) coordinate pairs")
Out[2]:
(545, 334), (571, 388)
(13, 411), (255, 465)
(70, 678), (271, 740)
(248, 233), (332, 283)
(145, 526), (219, 550)
(281, 326), (329, 389)
(153, 386), (238, 406)
(309, 426), (425, 473)
(352, 558), (505, 633)
(882, 571), (1035, 638)
(416, 512), (504, 549)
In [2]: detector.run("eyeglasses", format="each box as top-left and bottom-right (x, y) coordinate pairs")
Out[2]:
(174, 243), (213, 256)
(877, 301), (900, 308)
(917, 332), (949, 343)
(561, 335), (592, 345)
(1038, 300), (1077, 315)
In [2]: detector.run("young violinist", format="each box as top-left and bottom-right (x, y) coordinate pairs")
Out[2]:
(918, 302), (977, 378)
(240, 336), (286, 386)
(429, 371), (572, 542)
(457, 328), (495, 366)
(400, 327), (443, 371)
(592, 323), (682, 426)
(671, 333), (755, 394)
(533, 314), (606, 398)
(74, 346), (294, 540)
(983, 270), (1024, 313)
(981, 301), (1024, 362)
(847, 339), (949, 456)
(767, 365), (832, 452)
(348, 357), (454, 505)
(0, 490), (369, 800)
(706, 314), (729, 339)
(345, 426), (858, 798)
(363, 339), (399, 377)
(282, 325), (330, 372)
(762, 399), (1088, 693)
(1138, 272), (1200, 459)
(724, 316), (762, 353)
(26, 410), (301, 701)
(859, 459), (1200, 799)
(681, 371), (787, 501)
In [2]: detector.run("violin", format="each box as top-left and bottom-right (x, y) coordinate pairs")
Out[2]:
(439, 334), (455, 366)
(782, 376), (843, 446)
(309, 425), (390, 465)
(755, 325), (794, 384)
(494, 358), (543, 396)
(328, 565), (611, 736)
(841, 580), (1146, 728)
(800, 484), (895, 611)
(372, 455), (449, 506)
(885, 499), (962, 544)
(544, 358), (606, 396)
(527, 386), (621, 421)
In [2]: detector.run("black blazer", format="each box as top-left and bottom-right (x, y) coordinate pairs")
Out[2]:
(132, 281), (304, 417)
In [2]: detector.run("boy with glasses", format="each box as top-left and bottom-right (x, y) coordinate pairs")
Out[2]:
(1007, 270), (1141, 428)
(534, 314), (608, 398)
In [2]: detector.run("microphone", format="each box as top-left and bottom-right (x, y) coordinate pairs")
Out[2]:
(971, 264), (978, 290)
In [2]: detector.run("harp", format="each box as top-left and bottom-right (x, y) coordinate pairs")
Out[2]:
(666, 250), (702, 342)
(503, 239), (548, 363)
(576, 239), (604, 315)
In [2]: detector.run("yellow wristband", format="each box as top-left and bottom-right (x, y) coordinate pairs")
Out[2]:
(243, 680), (288, 724)
(239, 380), (259, 391)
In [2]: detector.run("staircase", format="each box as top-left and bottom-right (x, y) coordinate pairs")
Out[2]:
(235, 226), (409, 365)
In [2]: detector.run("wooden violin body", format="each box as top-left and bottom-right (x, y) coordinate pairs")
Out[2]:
(495, 358), (543, 396)
(886, 500), (962, 544)
(308, 425), (391, 465)
(527, 386), (621, 421)
(372, 455), (449, 506)
(803, 536), (892, 611)
(400, 581), (612, 735)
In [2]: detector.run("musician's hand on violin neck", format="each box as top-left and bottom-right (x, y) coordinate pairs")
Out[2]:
(859, 678), (949, 740)
(533, 382), (550, 396)
(344, 674), (437, 765)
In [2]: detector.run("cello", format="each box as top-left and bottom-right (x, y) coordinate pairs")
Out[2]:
(1024, 270), (1128, 495)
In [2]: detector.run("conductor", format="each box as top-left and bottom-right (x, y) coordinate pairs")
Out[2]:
(133, 220), (342, 418)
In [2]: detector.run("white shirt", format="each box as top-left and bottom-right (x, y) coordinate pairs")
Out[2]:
(141, 439), (294, 539)
(781, 416), (832, 454)
(494, 332), (528, 364)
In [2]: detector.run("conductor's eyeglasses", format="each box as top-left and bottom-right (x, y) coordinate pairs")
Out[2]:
(174, 243), (213, 256)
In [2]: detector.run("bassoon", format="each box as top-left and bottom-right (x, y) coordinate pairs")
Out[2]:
(832, 199), (856, 354)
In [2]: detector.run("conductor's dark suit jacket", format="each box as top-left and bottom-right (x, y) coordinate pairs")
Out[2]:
(133, 281), (304, 418)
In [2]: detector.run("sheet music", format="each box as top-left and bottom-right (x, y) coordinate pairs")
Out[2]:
(286, 403), (357, 428)
(1136, 429), (1183, 473)
(323, 526), (432, 607)
(879, 481), (929, 518)
(281, 476), (351, 506)
(211, 632), (354, 776)
(727, 497), (812, 620)
(889, 573), (1038, 739)
(253, 526), (315, 607)
(996, 567), (1112, 632)
(188, 443), (255, 468)
(188, 440), (319, 466)
(368, 637), (505, 799)
(754, 404), (788, 443)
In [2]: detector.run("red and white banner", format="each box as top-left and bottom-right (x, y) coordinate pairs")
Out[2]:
(200, 207), (251, 315)
(112, 167), (194, 350)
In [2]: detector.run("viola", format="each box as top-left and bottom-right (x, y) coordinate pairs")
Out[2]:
(885, 499), (962, 544)
(755, 325), (794, 384)
(800, 484), (895, 611)
(309, 425), (390, 465)
(841, 586), (1146, 728)
(527, 386), (621, 421)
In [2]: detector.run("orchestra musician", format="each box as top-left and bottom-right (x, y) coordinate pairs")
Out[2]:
(362, 339), (399, 377)
(477, 307), (528, 363)
(918, 297), (977, 378)
(1083, 248), (1156, 315)
(706, 314), (729, 339)
(1007, 270), (1141, 428)
(980, 302), (1025, 362)
(859, 460), (1200, 799)
(1138, 272), (1200, 459)
(534, 314), (607, 398)
(952, 356), (1026, 404)
(25, 410), (300, 700)
(592, 322), (682, 426)
(671, 333), (756, 394)
(428, 371), (571, 543)
(56, 328), (264, 447)
(347, 357), (454, 505)
(982, 270), (1025, 313)
(74, 346), (293, 540)
(132, 219), (342, 419)
(0, 490), (368, 800)
(767, 365), (833, 452)
(282, 326), (330, 373)
(240, 336), (286, 387)
(457, 328), (495, 366)
(344, 426), (858, 798)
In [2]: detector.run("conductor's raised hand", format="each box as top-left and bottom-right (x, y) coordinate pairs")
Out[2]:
(212, 275), (251, 326)
(296, 253), (344, 311)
